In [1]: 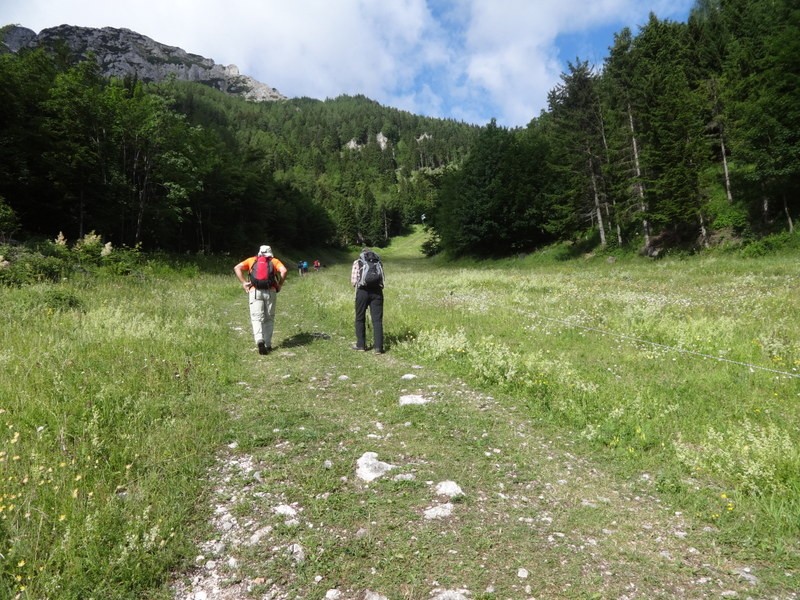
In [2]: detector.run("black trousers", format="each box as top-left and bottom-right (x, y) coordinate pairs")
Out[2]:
(355, 287), (384, 351)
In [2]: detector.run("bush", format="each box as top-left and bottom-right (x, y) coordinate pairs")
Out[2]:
(0, 245), (71, 286)
(0, 195), (19, 242)
(0, 234), (148, 286)
(674, 420), (799, 496)
(739, 230), (800, 257)
(707, 195), (749, 231)
(101, 244), (143, 276)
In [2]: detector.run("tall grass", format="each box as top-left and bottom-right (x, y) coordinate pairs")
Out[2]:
(1, 231), (798, 596)
(0, 269), (239, 598)
(373, 244), (800, 551)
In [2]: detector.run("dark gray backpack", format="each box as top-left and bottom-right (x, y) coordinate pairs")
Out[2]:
(358, 251), (384, 289)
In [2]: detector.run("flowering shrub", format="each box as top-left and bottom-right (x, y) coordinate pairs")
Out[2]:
(674, 419), (798, 495)
(0, 234), (143, 286)
(73, 231), (104, 265)
(413, 328), (551, 396)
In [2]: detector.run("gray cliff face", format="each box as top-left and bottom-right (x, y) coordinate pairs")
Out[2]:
(1, 24), (285, 102)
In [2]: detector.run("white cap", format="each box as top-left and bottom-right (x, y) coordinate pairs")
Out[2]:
(258, 245), (273, 257)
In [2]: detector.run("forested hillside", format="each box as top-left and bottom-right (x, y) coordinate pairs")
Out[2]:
(1, 0), (798, 259)
(431, 0), (799, 256)
(0, 35), (479, 254)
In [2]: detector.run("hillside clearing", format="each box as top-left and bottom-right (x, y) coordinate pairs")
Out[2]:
(169, 240), (799, 599)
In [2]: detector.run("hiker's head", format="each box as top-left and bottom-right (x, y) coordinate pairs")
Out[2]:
(258, 245), (273, 257)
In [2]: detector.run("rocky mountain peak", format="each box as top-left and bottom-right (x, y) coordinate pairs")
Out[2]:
(0, 24), (285, 103)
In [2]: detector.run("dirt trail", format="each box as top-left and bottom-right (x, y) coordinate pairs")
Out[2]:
(171, 341), (796, 600)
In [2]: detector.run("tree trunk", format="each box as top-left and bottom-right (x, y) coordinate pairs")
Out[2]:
(135, 155), (150, 245)
(720, 134), (733, 203)
(599, 107), (622, 246)
(699, 213), (710, 248)
(784, 194), (795, 233)
(589, 156), (607, 246)
(629, 104), (650, 248)
(78, 181), (85, 239)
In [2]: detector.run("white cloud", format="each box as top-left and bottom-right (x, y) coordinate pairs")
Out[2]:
(1, 0), (695, 127)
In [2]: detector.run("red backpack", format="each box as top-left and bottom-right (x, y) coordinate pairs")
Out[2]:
(249, 255), (275, 290)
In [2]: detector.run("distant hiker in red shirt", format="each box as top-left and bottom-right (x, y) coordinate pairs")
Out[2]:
(234, 245), (288, 355)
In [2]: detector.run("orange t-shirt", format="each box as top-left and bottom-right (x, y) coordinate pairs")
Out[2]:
(237, 256), (287, 291)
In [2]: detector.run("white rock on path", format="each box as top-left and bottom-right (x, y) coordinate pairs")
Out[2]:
(273, 504), (297, 517)
(435, 480), (464, 498)
(432, 590), (470, 600)
(286, 543), (305, 564)
(399, 394), (429, 406)
(356, 452), (396, 482)
(424, 503), (454, 520)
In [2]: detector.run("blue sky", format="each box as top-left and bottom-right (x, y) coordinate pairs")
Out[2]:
(2, 0), (695, 128)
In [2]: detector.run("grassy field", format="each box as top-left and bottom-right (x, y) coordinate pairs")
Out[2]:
(1, 231), (798, 598)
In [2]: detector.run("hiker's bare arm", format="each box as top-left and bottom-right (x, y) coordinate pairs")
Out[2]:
(234, 264), (252, 290)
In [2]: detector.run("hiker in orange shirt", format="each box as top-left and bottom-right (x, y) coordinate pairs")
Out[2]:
(234, 245), (288, 355)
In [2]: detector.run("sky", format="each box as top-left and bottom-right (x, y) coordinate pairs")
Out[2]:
(2, 0), (695, 128)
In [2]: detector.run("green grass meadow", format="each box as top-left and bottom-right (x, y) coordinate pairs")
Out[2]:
(1, 231), (799, 598)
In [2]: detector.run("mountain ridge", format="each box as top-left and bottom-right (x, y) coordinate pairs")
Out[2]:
(0, 23), (286, 103)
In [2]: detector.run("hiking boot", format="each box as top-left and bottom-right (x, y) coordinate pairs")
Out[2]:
(351, 344), (366, 351)
(257, 341), (268, 355)
(374, 348), (385, 354)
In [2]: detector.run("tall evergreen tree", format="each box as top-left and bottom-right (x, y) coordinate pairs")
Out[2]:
(547, 61), (609, 245)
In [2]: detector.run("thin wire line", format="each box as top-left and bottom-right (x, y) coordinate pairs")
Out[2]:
(524, 312), (800, 380)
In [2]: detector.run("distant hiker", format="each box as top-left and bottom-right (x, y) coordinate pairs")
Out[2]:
(313, 259), (321, 272)
(233, 245), (288, 355)
(298, 260), (304, 276)
(351, 247), (385, 353)
(302, 260), (309, 275)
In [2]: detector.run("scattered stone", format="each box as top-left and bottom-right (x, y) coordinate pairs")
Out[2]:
(325, 590), (341, 600)
(733, 567), (758, 586)
(435, 480), (464, 498)
(364, 591), (388, 600)
(399, 394), (429, 406)
(517, 567), (529, 578)
(274, 504), (298, 517)
(356, 452), (396, 482)
(424, 503), (454, 520)
(432, 590), (470, 600)
(247, 526), (272, 546)
(338, 375), (350, 381)
(286, 543), (305, 564)
(393, 473), (416, 481)
(401, 373), (417, 380)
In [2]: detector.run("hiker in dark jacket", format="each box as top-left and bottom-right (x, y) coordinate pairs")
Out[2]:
(350, 248), (385, 353)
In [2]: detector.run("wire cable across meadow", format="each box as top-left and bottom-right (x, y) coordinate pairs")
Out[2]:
(523, 311), (800, 380)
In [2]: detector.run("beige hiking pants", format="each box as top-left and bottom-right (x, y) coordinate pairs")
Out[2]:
(249, 288), (276, 347)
